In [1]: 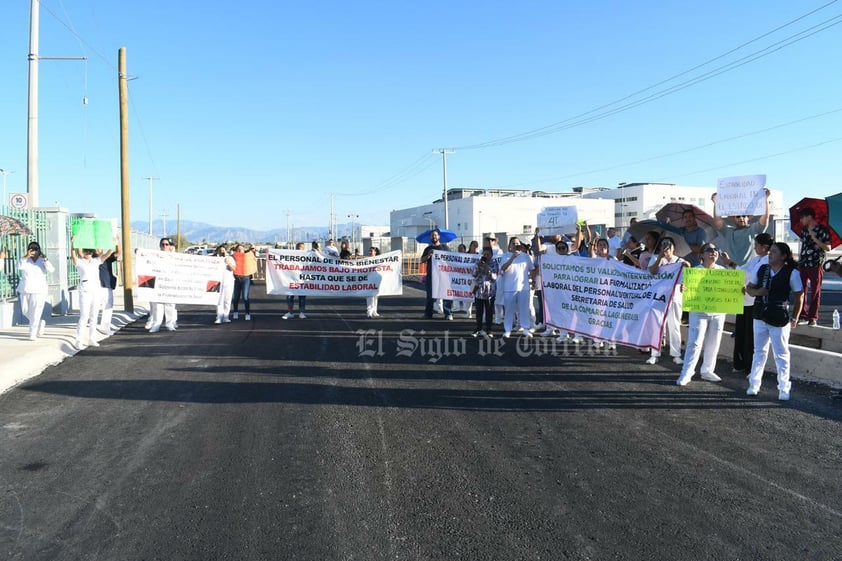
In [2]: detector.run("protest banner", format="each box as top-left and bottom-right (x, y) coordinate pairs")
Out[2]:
(537, 206), (579, 236)
(265, 249), (402, 296)
(681, 268), (745, 314)
(135, 249), (226, 305)
(716, 174), (767, 216)
(541, 254), (682, 350)
(430, 250), (502, 301)
(71, 218), (115, 249)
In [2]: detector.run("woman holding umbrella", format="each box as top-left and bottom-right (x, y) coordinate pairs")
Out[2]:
(16, 241), (54, 340)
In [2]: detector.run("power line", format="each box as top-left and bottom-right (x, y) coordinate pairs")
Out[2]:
(336, 152), (438, 197)
(453, 4), (841, 150)
(655, 136), (842, 182)
(485, 106), (842, 188)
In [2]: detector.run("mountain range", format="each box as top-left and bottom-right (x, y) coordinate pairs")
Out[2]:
(131, 219), (333, 244)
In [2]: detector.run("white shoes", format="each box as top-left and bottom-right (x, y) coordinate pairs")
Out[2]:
(74, 339), (85, 350)
(38, 320), (46, 336)
(746, 386), (760, 396)
(676, 374), (692, 386)
(645, 357), (658, 365)
(89, 340), (100, 347)
(502, 331), (511, 338)
(233, 312), (239, 320)
(214, 318), (222, 324)
(299, 313), (307, 319)
(672, 357), (684, 365)
(778, 391), (790, 401)
(523, 331), (534, 338)
(148, 325), (160, 333)
(245, 314), (251, 321)
(282, 312), (294, 320)
(700, 372), (722, 382)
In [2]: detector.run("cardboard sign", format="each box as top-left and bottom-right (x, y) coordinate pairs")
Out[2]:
(716, 175), (766, 216)
(682, 268), (745, 314)
(538, 206), (579, 236)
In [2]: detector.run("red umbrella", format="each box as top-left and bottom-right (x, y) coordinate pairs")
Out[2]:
(655, 203), (717, 241)
(788, 197), (842, 249)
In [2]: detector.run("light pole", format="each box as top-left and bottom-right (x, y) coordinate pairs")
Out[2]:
(478, 210), (482, 241)
(0, 169), (14, 208)
(423, 211), (434, 229)
(144, 176), (159, 235)
(434, 149), (454, 229)
(347, 213), (359, 253)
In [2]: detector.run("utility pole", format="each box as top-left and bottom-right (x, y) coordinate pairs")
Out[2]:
(286, 209), (292, 247)
(118, 47), (133, 312)
(434, 149), (454, 229)
(329, 192), (336, 240)
(27, 0), (86, 207)
(176, 204), (181, 252)
(143, 176), (159, 234)
(161, 210), (169, 237)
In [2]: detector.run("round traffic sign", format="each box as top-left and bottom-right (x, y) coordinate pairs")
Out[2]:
(9, 193), (28, 209)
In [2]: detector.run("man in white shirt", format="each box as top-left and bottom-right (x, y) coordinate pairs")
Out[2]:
(499, 237), (535, 338)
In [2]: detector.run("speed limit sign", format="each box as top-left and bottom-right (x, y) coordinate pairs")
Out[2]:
(9, 193), (28, 209)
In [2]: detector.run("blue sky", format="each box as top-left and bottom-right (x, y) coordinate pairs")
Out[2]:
(1, 0), (840, 231)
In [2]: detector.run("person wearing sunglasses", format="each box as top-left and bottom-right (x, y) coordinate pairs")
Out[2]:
(16, 241), (55, 340)
(148, 237), (178, 333)
(676, 243), (728, 386)
(645, 237), (690, 366)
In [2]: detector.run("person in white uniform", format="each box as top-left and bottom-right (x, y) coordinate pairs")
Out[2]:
(148, 237), (178, 333)
(499, 237), (535, 338)
(646, 236), (689, 365)
(214, 244), (236, 324)
(71, 241), (114, 349)
(16, 241), (55, 340)
(676, 243), (728, 386)
(745, 242), (804, 400)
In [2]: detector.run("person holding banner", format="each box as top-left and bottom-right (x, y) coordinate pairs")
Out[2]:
(646, 237), (688, 365)
(214, 245), (236, 324)
(70, 241), (114, 349)
(97, 243), (121, 335)
(148, 237), (179, 333)
(283, 242), (308, 319)
(231, 244), (256, 321)
(485, 237), (504, 323)
(676, 243), (727, 386)
(500, 237), (535, 338)
(366, 246), (381, 318)
(16, 241), (54, 341)
(421, 230), (453, 320)
(745, 242), (804, 400)
(711, 189), (770, 267)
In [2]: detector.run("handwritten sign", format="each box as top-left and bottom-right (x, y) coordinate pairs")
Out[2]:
(716, 175), (766, 216)
(538, 206), (579, 236)
(682, 268), (745, 314)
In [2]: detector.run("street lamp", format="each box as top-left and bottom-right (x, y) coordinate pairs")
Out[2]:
(347, 213), (359, 253)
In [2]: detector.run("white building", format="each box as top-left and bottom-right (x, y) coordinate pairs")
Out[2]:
(390, 188), (615, 250)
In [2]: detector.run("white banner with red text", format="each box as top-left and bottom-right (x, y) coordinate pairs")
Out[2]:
(541, 254), (683, 350)
(135, 249), (226, 306)
(265, 249), (402, 296)
(430, 250), (502, 301)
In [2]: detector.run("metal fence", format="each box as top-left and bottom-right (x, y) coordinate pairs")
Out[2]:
(0, 206), (50, 300)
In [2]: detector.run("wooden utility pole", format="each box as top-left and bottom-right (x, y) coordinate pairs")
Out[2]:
(118, 47), (134, 312)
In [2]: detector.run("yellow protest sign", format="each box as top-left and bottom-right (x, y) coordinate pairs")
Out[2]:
(682, 268), (744, 314)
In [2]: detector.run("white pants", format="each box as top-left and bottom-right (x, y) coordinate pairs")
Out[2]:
(20, 292), (47, 339)
(652, 293), (682, 358)
(366, 295), (379, 316)
(216, 281), (234, 321)
(748, 319), (792, 394)
(503, 289), (531, 334)
(680, 312), (725, 378)
(151, 302), (178, 329)
(99, 287), (114, 332)
(76, 288), (100, 343)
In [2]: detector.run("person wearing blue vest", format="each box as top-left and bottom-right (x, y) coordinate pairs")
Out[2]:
(745, 242), (804, 400)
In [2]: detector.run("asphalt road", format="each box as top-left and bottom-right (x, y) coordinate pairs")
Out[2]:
(1, 284), (841, 561)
